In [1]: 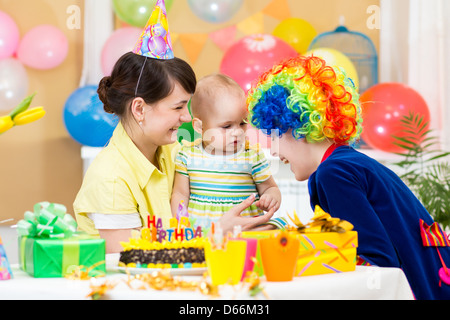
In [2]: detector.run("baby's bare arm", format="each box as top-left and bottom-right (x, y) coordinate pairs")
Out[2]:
(255, 177), (281, 212)
(171, 172), (190, 217)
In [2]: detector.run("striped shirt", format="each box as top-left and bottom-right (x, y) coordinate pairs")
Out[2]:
(175, 141), (271, 227)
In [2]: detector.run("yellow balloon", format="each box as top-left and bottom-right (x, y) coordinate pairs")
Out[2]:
(273, 18), (317, 54)
(306, 47), (359, 90)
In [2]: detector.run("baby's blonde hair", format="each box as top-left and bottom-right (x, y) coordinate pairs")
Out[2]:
(191, 73), (245, 120)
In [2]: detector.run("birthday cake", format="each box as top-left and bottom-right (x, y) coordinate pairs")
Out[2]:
(119, 203), (207, 269)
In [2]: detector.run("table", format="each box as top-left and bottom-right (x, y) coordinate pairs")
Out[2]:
(0, 254), (414, 300)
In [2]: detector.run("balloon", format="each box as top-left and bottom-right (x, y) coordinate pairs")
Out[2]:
(306, 47), (359, 89)
(63, 85), (119, 147)
(113, 0), (174, 28)
(273, 18), (317, 54)
(360, 83), (430, 153)
(0, 11), (20, 59)
(187, 0), (243, 23)
(177, 100), (201, 143)
(220, 34), (298, 92)
(101, 27), (142, 76)
(0, 58), (29, 111)
(17, 25), (69, 70)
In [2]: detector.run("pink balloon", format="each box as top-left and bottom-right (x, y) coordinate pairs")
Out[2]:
(17, 25), (69, 70)
(0, 11), (20, 59)
(220, 34), (298, 92)
(101, 27), (142, 76)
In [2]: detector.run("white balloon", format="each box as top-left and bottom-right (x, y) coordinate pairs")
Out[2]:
(0, 58), (29, 111)
(188, 0), (243, 23)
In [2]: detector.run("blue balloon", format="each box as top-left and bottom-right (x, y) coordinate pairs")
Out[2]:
(63, 85), (119, 147)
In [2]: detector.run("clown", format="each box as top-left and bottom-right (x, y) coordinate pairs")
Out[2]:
(247, 55), (450, 300)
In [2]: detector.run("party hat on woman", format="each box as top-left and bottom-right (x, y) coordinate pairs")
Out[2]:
(132, 0), (174, 60)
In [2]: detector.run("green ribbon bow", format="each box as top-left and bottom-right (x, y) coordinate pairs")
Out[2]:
(17, 202), (78, 239)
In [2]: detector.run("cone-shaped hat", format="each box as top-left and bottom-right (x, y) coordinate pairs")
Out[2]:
(132, 0), (174, 59)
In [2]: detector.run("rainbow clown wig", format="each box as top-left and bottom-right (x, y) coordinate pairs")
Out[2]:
(247, 55), (362, 146)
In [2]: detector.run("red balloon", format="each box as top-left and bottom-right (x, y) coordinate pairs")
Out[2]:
(220, 34), (298, 92)
(360, 83), (430, 153)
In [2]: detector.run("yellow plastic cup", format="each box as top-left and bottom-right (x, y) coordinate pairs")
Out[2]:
(205, 239), (247, 285)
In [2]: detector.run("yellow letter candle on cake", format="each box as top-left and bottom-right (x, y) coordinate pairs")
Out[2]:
(289, 205), (358, 277)
(147, 212), (203, 243)
(17, 202), (106, 278)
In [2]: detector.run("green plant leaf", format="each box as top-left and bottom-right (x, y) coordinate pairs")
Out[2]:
(390, 111), (450, 230)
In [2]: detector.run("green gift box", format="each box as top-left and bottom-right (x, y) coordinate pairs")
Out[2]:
(19, 234), (105, 278)
(17, 202), (106, 278)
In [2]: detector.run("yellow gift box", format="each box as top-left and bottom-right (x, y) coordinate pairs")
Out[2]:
(289, 205), (358, 277)
(293, 231), (358, 277)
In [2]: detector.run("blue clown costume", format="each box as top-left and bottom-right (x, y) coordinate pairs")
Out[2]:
(309, 145), (450, 300)
(247, 55), (450, 300)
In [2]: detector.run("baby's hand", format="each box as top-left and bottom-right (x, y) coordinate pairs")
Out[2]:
(255, 194), (280, 213)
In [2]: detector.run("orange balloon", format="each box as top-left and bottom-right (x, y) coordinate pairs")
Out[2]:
(360, 83), (430, 153)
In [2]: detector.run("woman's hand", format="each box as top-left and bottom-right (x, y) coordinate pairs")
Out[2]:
(218, 194), (276, 233)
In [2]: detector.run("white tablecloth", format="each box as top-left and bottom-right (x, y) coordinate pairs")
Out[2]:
(0, 255), (414, 300)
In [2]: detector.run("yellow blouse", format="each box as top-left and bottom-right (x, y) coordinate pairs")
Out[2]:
(73, 122), (180, 236)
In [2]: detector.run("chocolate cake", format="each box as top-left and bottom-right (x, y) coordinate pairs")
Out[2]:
(119, 247), (205, 265)
(119, 237), (206, 269)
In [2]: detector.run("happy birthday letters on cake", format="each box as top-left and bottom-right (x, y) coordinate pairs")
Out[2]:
(147, 215), (203, 242)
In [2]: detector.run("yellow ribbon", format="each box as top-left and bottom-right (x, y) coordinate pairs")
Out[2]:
(288, 205), (354, 233)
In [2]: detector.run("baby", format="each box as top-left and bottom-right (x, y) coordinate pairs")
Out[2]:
(171, 73), (281, 228)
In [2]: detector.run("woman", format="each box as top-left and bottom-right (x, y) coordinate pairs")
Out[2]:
(247, 55), (450, 300)
(73, 52), (274, 253)
(74, 0), (275, 252)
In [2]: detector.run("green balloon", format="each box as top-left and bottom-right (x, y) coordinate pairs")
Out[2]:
(178, 100), (200, 143)
(113, 0), (174, 28)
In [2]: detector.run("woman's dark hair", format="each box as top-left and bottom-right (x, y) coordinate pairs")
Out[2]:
(98, 52), (196, 116)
